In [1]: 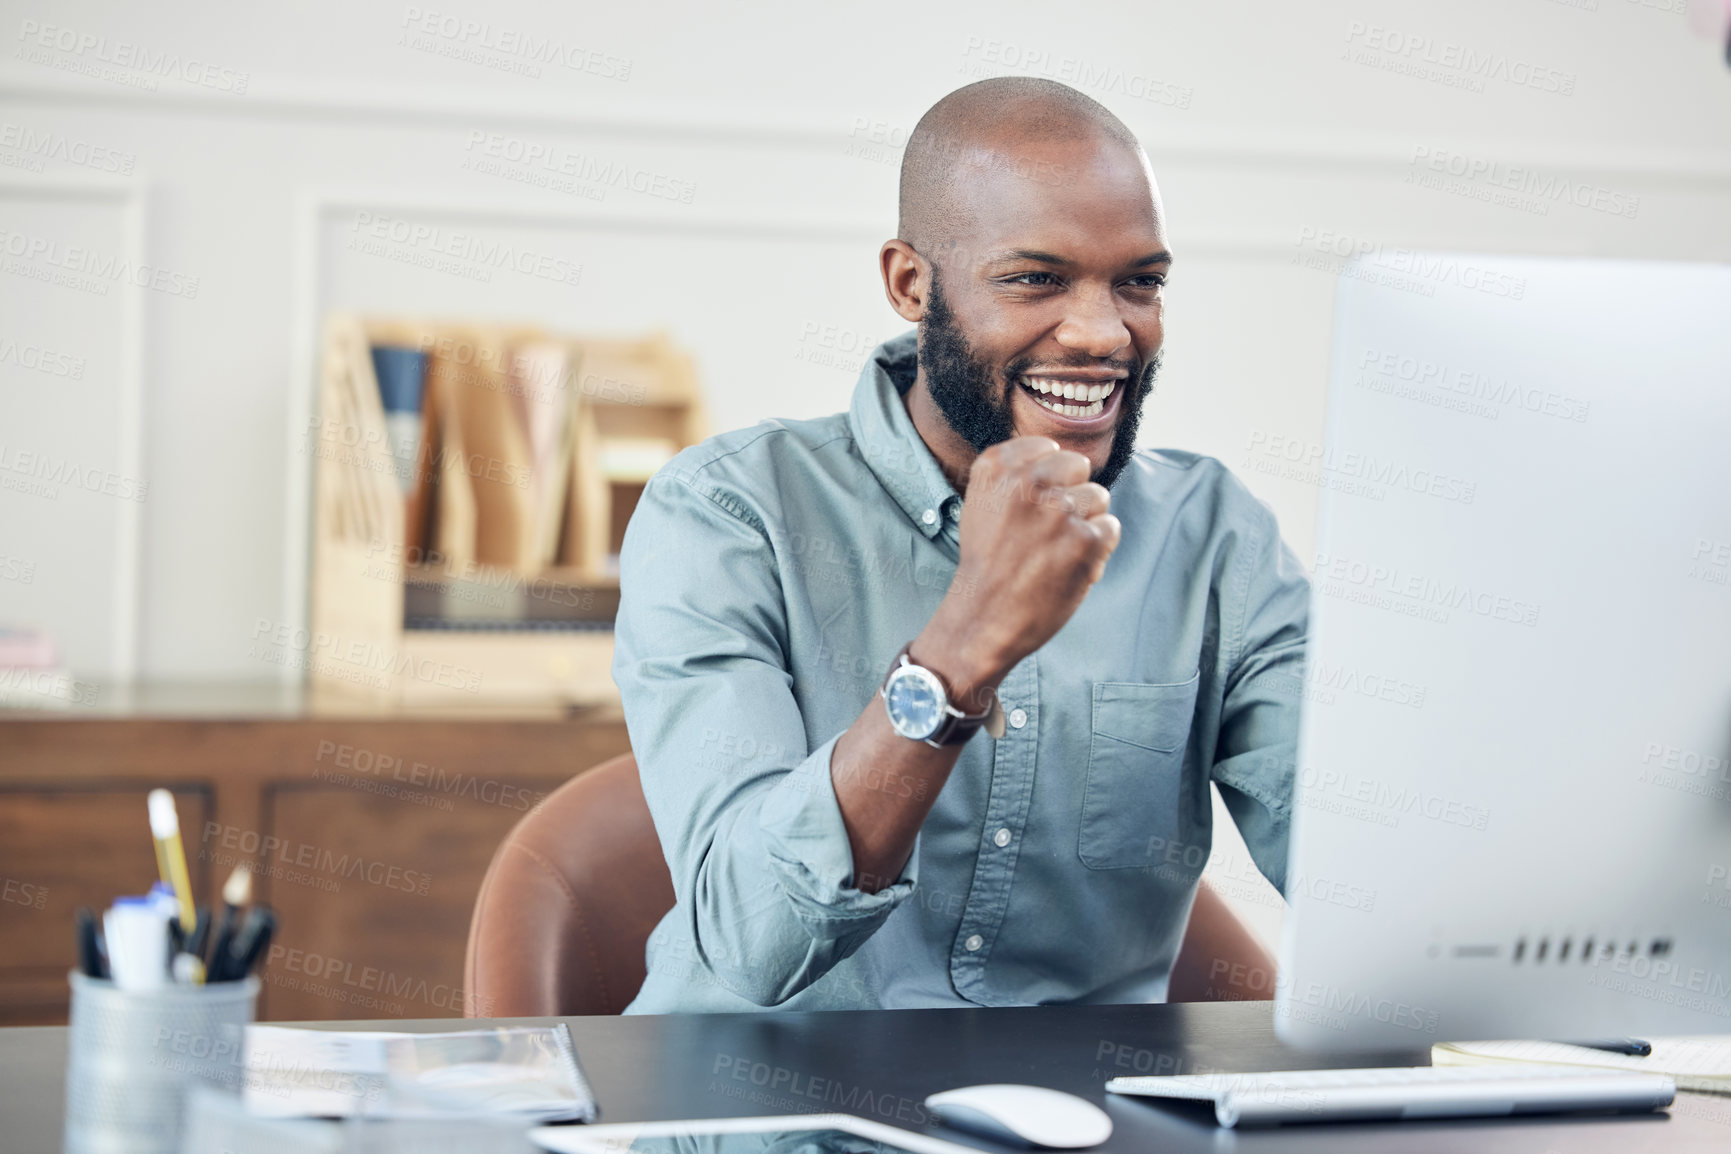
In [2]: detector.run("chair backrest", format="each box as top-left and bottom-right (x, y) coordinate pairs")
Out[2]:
(465, 751), (1277, 1015)
(464, 752), (675, 1017)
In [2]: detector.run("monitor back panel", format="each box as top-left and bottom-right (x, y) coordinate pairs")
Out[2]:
(1277, 255), (1731, 1051)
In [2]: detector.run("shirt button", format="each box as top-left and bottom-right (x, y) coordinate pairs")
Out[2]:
(993, 827), (1012, 848)
(964, 934), (984, 952)
(921, 509), (937, 526)
(1008, 708), (1028, 729)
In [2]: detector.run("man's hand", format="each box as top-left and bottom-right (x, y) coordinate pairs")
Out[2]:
(917, 437), (1122, 703)
(831, 437), (1119, 890)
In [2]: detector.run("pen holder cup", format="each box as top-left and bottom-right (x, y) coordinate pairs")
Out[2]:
(63, 970), (260, 1154)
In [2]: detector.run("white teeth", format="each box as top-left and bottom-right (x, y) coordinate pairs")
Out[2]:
(1021, 376), (1118, 401)
(1029, 391), (1106, 419)
(1020, 376), (1116, 419)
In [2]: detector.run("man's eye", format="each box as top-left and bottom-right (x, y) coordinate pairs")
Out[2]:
(1126, 274), (1167, 289)
(1008, 271), (1060, 287)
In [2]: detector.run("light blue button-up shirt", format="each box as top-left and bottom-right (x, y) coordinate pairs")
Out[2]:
(614, 331), (1309, 1012)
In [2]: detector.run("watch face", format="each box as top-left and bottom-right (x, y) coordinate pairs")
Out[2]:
(884, 665), (946, 741)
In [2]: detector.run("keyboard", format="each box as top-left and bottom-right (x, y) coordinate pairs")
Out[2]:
(1105, 1064), (1677, 1128)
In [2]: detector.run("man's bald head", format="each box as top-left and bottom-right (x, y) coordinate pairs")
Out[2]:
(897, 77), (1147, 255)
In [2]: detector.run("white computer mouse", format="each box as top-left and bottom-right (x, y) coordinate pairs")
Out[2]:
(924, 1083), (1113, 1148)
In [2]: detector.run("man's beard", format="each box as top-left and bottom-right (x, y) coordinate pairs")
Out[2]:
(918, 272), (1160, 491)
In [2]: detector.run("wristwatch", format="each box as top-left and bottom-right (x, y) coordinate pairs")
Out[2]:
(879, 643), (998, 748)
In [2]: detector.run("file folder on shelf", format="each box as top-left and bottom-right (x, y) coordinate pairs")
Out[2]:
(309, 314), (707, 707)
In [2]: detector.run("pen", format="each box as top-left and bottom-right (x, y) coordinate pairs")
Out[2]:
(74, 907), (108, 980)
(187, 906), (211, 962)
(147, 790), (197, 934)
(206, 865), (251, 978)
(159, 909), (207, 984)
(217, 907), (276, 982)
(1562, 1038), (1653, 1057)
(236, 909), (276, 978)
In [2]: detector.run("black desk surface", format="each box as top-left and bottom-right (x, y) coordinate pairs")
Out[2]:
(5, 1001), (1727, 1152)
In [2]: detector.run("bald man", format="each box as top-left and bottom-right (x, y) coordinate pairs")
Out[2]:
(613, 78), (1307, 1012)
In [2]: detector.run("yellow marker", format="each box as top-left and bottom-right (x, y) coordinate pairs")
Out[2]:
(147, 789), (197, 933)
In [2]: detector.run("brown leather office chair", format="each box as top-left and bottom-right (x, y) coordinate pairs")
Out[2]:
(465, 753), (672, 1017)
(465, 752), (1275, 1016)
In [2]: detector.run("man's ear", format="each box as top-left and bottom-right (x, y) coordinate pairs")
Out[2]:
(879, 239), (927, 323)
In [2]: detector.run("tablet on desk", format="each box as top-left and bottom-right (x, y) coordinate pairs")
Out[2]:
(529, 1114), (996, 1154)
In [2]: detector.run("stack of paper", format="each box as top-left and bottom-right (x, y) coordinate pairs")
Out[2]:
(1433, 1038), (1731, 1094)
(245, 1024), (597, 1122)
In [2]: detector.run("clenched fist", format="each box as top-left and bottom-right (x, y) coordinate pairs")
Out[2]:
(913, 436), (1122, 705)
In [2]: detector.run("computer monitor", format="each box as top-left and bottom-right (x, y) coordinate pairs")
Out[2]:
(1275, 253), (1731, 1051)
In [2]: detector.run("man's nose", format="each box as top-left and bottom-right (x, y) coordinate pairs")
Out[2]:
(1055, 284), (1132, 360)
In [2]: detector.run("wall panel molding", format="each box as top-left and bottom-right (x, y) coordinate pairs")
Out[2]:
(0, 173), (144, 679)
(6, 70), (1731, 190)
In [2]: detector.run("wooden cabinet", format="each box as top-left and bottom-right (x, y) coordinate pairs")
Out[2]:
(0, 686), (628, 1024)
(0, 785), (211, 1019)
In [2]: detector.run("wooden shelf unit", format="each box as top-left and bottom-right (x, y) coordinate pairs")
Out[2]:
(308, 316), (706, 709)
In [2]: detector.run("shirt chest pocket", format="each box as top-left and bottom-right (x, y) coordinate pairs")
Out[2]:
(1079, 674), (1202, 871)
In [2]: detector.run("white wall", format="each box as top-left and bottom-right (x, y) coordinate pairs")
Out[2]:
(4, 0), (1730, 943)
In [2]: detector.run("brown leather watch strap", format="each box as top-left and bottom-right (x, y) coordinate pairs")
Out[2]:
(894, 643), (996, 747)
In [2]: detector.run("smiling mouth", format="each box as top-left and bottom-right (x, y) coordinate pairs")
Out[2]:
(1019, 375), (1119, 420)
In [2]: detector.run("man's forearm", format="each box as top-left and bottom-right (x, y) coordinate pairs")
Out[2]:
(831, 605), (1008, 892)
(829, 437), (1119, 893)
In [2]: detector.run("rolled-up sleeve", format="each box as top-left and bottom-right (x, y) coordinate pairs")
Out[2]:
(613, 467), (915, 1006)
(1209, 504), (1310, 896)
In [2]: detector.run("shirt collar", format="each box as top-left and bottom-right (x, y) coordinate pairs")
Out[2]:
(848, 331), (963, 540)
